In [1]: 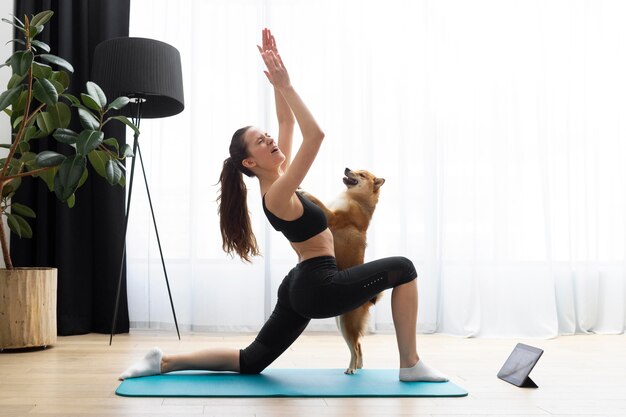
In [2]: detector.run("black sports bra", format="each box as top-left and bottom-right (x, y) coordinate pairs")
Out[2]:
(262, 191), (328, 242)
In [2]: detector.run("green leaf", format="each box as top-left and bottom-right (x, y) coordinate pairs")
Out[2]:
(51, 71), (70, 90)
(31, 62), (52, 79)
(115, 159), (126, 172)
(4, 157), (21, 174)
(53, 128), (78, 144)
(13, 214), (33, 238)
(103, 138), (119, 153)
(50, 79), (65, 95)
(6, 213), (22, 238)
(23, 125), (37, 142)
(36, 112), (54, 134)
(54, 155), (86, 201)
(28, 25), (44, 38)
(120, 144), (134, 157)
(107, 96), (130, 111)
(10, 50), (33, 77)
(11, 202), (36, 218)
(3, 177), (21, 196)
(47, 102), (71, 129)
(20, 152), (38, 169)
(18, 141), (30, 154)
(37, 166), (57, 191)
(0, 144), (11, 149)
(110, 115), (139, 135)
(78, 108), (100, 130)
(30, 10), (54, 28)
(66, 193), (75, 208)
(78, 166), (88, 188)
(2, 18), (25, 33)
(7, 73), (26, 89)
(39, 54), (74, 73)
(80, 93), (101, 112)
(76, 130), (104, 155)
(32, 78), (58, 106)
(2, 16), (23, 28)
(35, 104), (69, 134)
(5, 39), (25, 48)
(36, 150), (66, 167)
(13, 90), (28, 113)
(12, 115), (24, 129)
(0, 86), (23, 112)
(10, 14), (25, 28)
(86, 81), (107, 108)
(61, 93), (80, 106)
(87, 150), (108, 178)
(31, 40), (50, 53)
(23, 126), (39, 141)
(105, 159), (122, 185)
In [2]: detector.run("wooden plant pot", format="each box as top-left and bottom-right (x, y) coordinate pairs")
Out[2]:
(0, 268), (57, 349)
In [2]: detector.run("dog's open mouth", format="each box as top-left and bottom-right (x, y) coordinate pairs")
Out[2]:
(343, 176), (358, 187)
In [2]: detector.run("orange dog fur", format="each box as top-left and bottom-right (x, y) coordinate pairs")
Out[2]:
(300, 168), (385, 374)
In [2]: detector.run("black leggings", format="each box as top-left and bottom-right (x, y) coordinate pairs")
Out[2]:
(239, 255), (417, 374)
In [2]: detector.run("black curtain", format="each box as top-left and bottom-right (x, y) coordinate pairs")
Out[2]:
(11, 0), (130, 335)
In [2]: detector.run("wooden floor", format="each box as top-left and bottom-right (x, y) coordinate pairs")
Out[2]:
(0, 330), (624, 416)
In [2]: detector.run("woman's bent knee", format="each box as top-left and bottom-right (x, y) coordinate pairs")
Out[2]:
(389, 256), (417, 286)
(238, 348), (266, 374)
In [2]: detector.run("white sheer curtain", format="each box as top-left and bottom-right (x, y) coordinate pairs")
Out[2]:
(126, 0), (626, 337)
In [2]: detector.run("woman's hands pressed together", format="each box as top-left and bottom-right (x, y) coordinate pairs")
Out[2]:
(258, 28), (291, 90)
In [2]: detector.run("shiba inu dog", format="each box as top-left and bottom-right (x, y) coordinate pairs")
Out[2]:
(300, 168), (385, 374)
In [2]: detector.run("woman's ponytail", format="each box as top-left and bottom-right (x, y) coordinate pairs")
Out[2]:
(217, 127), (260, 262)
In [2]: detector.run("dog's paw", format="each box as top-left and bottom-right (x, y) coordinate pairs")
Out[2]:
(345, 368), (357, 375)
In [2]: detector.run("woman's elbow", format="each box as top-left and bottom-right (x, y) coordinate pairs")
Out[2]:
(314, 131), (325, 142)
(304, 130), (325, 144)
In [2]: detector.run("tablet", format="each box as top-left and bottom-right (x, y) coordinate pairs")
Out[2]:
(497, 343), (543, 388)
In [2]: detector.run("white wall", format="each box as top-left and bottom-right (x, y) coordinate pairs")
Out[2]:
(0, 2), (13, 269)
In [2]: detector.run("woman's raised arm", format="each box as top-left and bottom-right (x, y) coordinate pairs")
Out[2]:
(259, 33), (325, 203)
(258, 29), (294, 172)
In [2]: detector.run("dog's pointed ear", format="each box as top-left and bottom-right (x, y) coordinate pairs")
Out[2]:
(374, 177), (385, 191)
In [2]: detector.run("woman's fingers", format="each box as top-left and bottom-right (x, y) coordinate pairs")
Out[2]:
(270, 34), (277, 52)
(259, 29), (287, 87)
(262, 51), (278, 72)
(269, 50), (282, 69)
(276, 53), (285, 69)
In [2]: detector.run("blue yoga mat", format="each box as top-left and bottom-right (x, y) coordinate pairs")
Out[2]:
(116, 369), (467, 397)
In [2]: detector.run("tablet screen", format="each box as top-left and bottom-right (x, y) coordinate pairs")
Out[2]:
(497, 343), (543, 386)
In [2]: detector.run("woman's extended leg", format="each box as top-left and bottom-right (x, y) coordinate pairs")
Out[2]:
(161, 348), (240, 373)
(119, 270), (309, 379)
(118, 346), (240, 380)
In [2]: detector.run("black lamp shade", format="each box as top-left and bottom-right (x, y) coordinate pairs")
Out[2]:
(91, 37), (184, 119)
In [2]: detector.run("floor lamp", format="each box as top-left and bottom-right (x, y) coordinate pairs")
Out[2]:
(91, 37), (185, 345)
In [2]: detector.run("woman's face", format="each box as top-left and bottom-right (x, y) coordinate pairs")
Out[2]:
(242, 126), (285, 172)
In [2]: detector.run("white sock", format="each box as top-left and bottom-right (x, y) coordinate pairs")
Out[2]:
(399, 360), (449, 382)
(118, 347), (163, 380)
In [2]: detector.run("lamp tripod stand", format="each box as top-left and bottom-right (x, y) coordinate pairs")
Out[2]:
(109, 97), (180, 345)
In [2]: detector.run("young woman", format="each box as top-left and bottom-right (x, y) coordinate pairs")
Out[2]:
(119, 29), (447, 383)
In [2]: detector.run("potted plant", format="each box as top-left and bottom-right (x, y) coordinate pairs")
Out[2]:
(0, 10), (138, 349)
